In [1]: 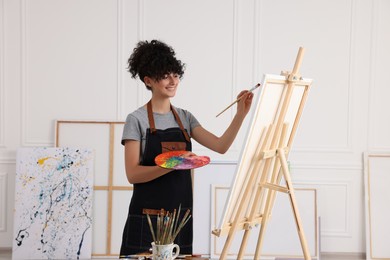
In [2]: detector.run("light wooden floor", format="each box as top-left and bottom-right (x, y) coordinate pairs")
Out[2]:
(0, 249), (118, 260)
(0, 248), (365, 260)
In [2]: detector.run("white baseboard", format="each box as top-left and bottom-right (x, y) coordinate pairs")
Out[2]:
(320, 252), (365, 260)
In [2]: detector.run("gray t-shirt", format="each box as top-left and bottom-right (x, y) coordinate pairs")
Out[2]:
(121, 105), (201, 156)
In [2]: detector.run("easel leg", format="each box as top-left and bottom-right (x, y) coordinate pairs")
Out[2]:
(254, 171), (280, 259)
(278, 149), (312, 260)
(220, 232), (233, 260)
(255, 124), (289, 259)
(254, 212), (268, 259)
(237, 230), (250, 259)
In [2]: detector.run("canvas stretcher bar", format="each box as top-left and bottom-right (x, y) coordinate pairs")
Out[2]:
(55, 120), (132, 256)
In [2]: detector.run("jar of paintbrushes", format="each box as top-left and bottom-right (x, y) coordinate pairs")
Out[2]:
(146, 205), (191, 260)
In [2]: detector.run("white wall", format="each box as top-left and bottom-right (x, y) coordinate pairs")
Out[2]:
(1, 0), (390, 255)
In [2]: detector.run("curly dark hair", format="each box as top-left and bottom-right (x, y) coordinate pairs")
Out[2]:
(127, 40), (185, 90)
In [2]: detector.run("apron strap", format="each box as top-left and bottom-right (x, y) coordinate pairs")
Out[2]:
(171, 105), (191, 143)
(147, 101), (157, 134)
(147, 100), (191, 143)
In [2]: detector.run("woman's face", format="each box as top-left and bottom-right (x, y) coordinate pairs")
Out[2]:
(147, 73), (180, 99)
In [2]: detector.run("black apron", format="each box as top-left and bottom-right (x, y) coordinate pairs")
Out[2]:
(120, 101), (193, 256)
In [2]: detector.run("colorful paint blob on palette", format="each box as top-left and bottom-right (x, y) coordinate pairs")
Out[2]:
(155, 150), (210, 170)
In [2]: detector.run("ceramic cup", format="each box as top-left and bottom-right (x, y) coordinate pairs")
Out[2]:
(151, 242), (180, 260)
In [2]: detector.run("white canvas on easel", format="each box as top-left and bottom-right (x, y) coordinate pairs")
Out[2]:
(212, 47), (313, 259)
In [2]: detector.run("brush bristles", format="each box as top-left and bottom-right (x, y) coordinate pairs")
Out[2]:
(147, 206), (191, 245)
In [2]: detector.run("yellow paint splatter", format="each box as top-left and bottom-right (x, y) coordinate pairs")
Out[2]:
(21, 175), (35, 187)
(38, 157), (58, 166)
(37, 157), (51, 165)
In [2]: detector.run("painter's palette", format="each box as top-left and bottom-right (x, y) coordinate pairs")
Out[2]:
(155, 150), (210, 170)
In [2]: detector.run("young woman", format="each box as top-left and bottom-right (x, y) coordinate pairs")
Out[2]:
(120, 39), (254, 256)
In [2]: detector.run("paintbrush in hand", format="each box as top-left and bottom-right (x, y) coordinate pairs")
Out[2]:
(216, 83), (261, 117)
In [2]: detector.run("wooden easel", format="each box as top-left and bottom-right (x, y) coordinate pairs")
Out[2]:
(212, 47), (312, 259)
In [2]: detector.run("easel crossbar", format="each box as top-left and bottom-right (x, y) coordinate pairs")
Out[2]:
(260, 182), (289, 193)
(212, 215), (263, 237)
(259, 147), (289, 159)
(266, 78), (311, 86)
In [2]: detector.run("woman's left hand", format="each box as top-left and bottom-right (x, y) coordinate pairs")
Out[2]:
(181, 151), (197, 158)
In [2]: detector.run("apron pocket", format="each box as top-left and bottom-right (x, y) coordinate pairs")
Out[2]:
(161, 141), (186, 153)
(124, 214), (155, 253)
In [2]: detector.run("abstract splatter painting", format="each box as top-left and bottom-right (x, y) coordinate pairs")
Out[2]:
(12, 147), (94, 259)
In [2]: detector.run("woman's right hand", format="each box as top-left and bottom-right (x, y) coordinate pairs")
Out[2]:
(236, 90), (254, 117)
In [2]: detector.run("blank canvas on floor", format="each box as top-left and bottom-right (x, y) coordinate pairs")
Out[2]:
(364, 153), (390, 260)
